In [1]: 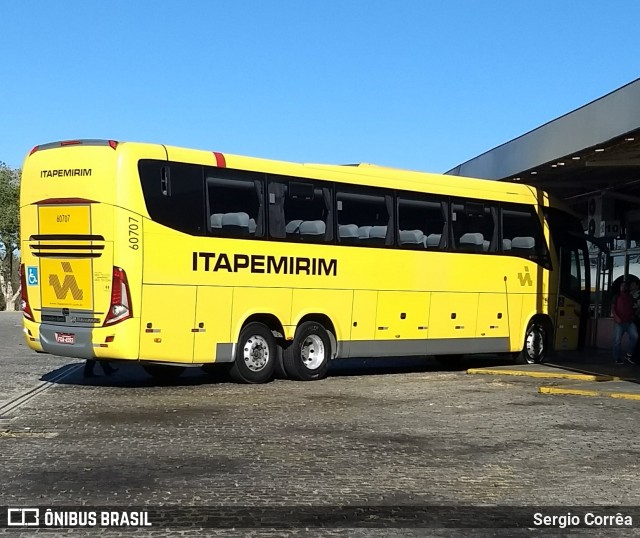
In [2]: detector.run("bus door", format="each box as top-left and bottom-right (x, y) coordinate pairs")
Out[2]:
(554, 243), (589, 351)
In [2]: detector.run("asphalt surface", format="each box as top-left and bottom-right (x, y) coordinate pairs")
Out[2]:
(1, 311), (640, 536)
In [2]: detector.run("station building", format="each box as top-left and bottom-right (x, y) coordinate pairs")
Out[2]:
(446, 78), (640, 348)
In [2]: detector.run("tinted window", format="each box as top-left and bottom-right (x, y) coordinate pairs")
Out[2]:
(336, 185), (393, 246)
(502, 203), (550, 267)
(451, 199), (497, 253)
(397, 193), (447, 250)
(268, 177), (333, 243)
(207, 169), (265, 238)
(139, 160), (205, 235)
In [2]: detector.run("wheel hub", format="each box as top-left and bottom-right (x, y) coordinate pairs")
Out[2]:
(526, 328), (544, 361)
(301, 334), (325, 370)
(243, 335), (270, 372)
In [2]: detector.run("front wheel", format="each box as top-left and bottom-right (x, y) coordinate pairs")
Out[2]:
(229, 323), (276, 384)
(515, 322), (547, 365)
(283, 322), (332, 381)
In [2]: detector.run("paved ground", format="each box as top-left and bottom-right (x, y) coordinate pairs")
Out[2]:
(1, 311), (640, 536)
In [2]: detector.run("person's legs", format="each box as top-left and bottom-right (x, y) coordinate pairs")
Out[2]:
(626, 323), (639, 364)
(613, 323), (624, 363)
(100, 361), (118, 375)
(83, 359), (96, 377)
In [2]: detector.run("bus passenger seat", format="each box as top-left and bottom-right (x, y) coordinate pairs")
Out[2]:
(221, 212), (250, 235)
(459, 232), (484, 252)
(503, 238), (512, 251)
(426, 233), (441, 248)
(511, 236), (535, 254)
(483, 240), (490, 251)
(210, 213), (224, 229)
(248, 218), (257, 234)
(286, 219), (303, 238)
(370, 225), (387, 245)
(358, 226), (372, 241)
(339, 224), (359, 244)
(399, 229), (425, 248)
(299, 220), (326, 240)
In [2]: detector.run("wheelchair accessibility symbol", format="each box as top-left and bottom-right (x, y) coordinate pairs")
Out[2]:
(26, 266), (38, 286)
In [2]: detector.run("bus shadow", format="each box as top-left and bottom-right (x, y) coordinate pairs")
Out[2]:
(39, 362), (233, 388)
(329, 355), (515, 377)
(40, 355), (517, 387)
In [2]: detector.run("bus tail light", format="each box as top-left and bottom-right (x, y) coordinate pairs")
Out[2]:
(29, 139), (119, 155)
(103, 266), (132, 326)
(19, 264), (35, 321)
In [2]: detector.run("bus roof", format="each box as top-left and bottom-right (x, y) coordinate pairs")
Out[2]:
(25, 138), (551, 207)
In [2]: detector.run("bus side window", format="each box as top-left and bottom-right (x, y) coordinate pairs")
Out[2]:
(139, 160), (206, 235)
(451, 199), (497, 253)
(206, 171), (265, 239)
(397, 193), (445, 250)
(269, 177), (333, 243)
(502, 203), (550, 267)
(337, 186), (392, 247)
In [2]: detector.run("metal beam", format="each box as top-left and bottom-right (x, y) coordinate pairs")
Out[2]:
(447, 78), (640, 180)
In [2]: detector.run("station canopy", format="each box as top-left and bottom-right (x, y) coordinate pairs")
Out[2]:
(446, 78), (640, 213)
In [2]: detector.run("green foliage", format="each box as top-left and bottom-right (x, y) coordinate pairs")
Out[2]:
(0, 163), (20, 310)
(0, 162), (20, 252)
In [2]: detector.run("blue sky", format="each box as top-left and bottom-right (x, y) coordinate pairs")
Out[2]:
(1, 1), (638, 173)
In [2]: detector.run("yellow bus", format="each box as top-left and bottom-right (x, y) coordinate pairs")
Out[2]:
(20, 139), (589, 382)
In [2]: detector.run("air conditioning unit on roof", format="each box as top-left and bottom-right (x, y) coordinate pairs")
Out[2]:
(587, 195), (615, 237)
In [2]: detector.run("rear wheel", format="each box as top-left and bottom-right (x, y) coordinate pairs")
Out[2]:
(229, 322), (276, 384)
(143, 364), (186, 380)
(515, 322), (547, 364)
(283, 322), (332, 381)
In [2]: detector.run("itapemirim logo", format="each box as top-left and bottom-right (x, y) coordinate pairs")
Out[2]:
(517, 266), (533, 286)
(49, 262), (83, 300)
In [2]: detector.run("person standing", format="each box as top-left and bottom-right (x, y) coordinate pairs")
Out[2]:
(84, 359), (118, 377)
(611, 281), (638, 365)
(630, 280), (640, 362)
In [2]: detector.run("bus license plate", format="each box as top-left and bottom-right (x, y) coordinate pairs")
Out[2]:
(55, 332), (75, 345)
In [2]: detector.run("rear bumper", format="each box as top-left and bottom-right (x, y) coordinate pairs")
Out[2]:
(26, 317), (141, 361)
(39, 323), (95, 359)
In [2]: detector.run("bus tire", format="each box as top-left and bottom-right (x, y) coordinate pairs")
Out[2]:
(274, 347), (290, 379)
(143, 364), (186, 380)
(283, 322), (332, 381)
(229, 322), (276, 384)
(515, 321), (547, 365)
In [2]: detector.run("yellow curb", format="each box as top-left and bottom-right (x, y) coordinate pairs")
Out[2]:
(466, 368), (615, 382)
(539, 385), (640, 401)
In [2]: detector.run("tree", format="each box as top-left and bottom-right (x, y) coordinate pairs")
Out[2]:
(0, 162), (20, 311)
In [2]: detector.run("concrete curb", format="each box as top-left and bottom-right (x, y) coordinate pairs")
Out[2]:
(466, 365), (640, 401)
(466, 367), (617, 382)
(539, 382), (640, 401)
